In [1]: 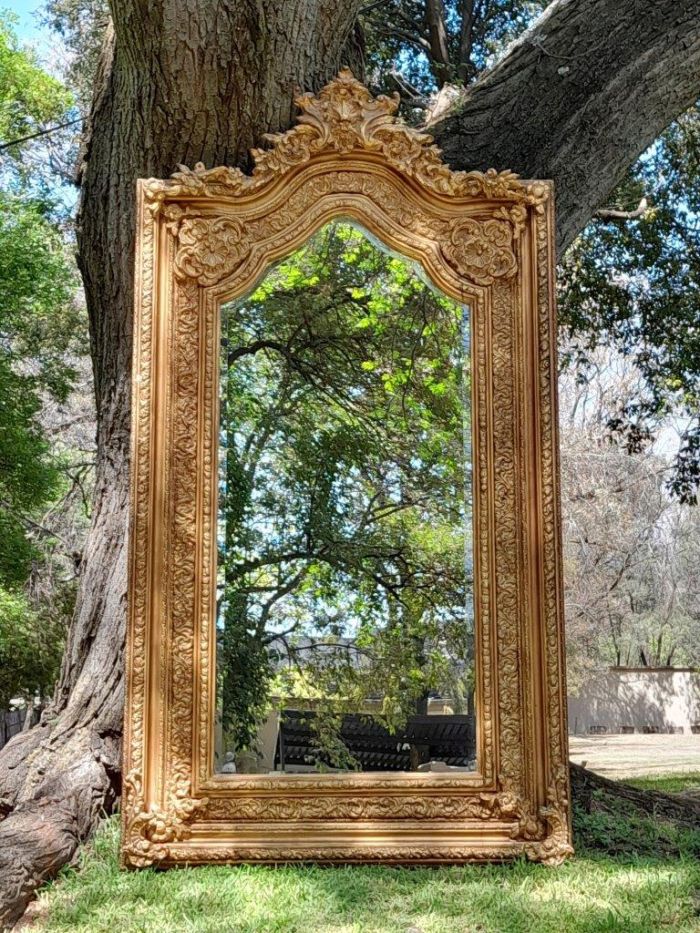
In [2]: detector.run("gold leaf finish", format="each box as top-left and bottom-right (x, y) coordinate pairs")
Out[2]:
(122, 771), (208, 868)
(124, 69), (570, 868)
(174, 217), (251, 285)
(442, 217), (518, 284)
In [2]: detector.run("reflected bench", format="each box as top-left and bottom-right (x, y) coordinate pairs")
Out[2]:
(274, 709), (475, 772)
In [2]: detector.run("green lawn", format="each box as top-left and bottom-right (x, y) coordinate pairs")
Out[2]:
(27, 774), (700, 933)
(625, 772), (700, 795)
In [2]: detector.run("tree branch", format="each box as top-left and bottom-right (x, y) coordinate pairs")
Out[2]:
(596, 197), (649, 221)
(0, 118), (82, 153)
(457, 0), (475, 82)
(429, 0), (700, 252)
(425, 0), (452, 86)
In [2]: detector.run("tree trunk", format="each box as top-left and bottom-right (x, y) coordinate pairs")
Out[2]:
(570, 763), (700, 830)
(1, 0), (700, 924)
(430, 0), (700, 253)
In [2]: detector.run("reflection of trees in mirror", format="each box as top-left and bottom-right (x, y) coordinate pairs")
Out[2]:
(215, 222), (475, 774)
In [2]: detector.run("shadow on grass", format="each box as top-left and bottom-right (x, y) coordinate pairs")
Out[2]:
(35, 814), (700, 933)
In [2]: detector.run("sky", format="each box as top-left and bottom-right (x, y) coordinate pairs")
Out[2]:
(3, 0), (54, 62)
(2, 2), (79, 210)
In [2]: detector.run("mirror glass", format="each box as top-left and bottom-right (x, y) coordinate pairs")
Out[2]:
(214, 221), (476, 774)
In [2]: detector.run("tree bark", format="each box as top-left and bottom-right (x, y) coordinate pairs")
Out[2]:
(570, 763), (700, 830)
(430, 0), (700, 253)
(2, 0), (700, 924)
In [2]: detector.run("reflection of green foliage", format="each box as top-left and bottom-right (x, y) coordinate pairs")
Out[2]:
(218, 223), (474, 763)
(220, 591), (272, 752)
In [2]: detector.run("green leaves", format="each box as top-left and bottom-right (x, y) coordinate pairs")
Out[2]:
(217, 222), (475, 764)
(0, 585), (66, 708)
(0, 193), (81, 589)
(558, 104), (700, 503)
(0, 18), (82, 705)
(0, 193), (81, 398)
(0, 13), (73, 159)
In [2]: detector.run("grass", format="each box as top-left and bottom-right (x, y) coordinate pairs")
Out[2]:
(624, 772), (700, 795)
(27, 774), (700, 933)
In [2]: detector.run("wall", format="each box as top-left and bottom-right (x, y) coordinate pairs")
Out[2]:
(568, 668), (700, 735)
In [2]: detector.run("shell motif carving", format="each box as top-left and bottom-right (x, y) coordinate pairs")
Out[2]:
(122, 770), (208, 868)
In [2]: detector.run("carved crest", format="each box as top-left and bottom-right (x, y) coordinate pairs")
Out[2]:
(145, 70), (552, 291)
(126, 69), (570, 869)
(144, 69), (548, 209)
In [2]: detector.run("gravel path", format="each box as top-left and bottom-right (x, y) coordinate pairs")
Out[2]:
(569, 733), (700, 778)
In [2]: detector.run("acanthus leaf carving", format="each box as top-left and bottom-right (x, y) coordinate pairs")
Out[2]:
(122, 770), (208, 868)
(173, 216), (252, 286)
(142, 70), (550, 210)
(441, 216), (518, 285)
(205, 787), (536, 823)
(523, 765), (574, 866)
(164, 843), (538, 864)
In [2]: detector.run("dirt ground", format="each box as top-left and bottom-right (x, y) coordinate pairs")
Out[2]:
(569, 733), (700, 778)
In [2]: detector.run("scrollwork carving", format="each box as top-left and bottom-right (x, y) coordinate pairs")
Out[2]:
(122, 771), (208, 868)
(206, 788), (532, 823)
(165, 843), (529, 864)
(524, 765), (574, 866)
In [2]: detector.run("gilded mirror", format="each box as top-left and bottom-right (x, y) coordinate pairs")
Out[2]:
(124, 70), (572, 866)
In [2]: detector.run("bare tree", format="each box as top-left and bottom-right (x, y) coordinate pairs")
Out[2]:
(560, 349), (700, 688)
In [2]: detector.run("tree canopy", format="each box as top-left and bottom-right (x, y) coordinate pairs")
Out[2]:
(0, 16), (83, 705)
(0, 11), (72, 158)
(218, 222), (474, 766)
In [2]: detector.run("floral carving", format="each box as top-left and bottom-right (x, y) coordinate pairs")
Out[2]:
(174, 216), (251, 285)
(122, 770), (208, 868)
(127, 68), (570, 868)
(206, 788), (533, 823)
(442, 217), (517, 284)
(142, 69), (549, 212)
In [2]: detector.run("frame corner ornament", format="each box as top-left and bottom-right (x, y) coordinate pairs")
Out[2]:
(524, 765), (575, 866)
(122, 771), (208, 868)
(126, 69), (571, 868)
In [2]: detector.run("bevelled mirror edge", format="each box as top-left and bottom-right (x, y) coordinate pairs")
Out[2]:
(123, 69), (571, 869)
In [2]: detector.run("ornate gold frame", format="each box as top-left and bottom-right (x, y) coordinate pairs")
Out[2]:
(123, 70), (572, 868)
